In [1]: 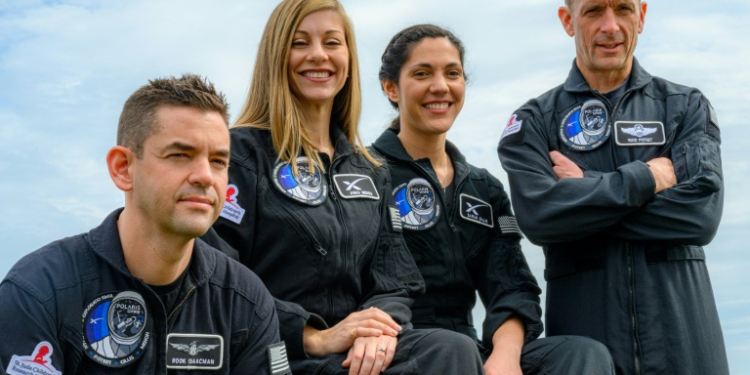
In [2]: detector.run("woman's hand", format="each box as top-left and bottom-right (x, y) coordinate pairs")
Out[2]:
(484, 317), (525, 375)
(484, 350), (523, 375)
(304, 307), (401, 357)
(342, 335), (398, 375)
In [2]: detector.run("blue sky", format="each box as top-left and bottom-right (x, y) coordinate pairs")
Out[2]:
(1, 0), (748, 372)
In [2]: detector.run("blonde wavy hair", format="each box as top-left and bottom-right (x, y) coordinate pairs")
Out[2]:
(233, 0), (379, 173)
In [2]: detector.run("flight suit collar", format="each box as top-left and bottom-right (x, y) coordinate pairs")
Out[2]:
(372, 128), (470, 183)
(330, 122), (355, 158)
(563, 57), (653, 93)
(86, 208), (215, 288)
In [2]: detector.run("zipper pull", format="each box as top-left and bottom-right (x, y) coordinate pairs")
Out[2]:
(315, 244), (328, 256)
(328, 178), (338, 201)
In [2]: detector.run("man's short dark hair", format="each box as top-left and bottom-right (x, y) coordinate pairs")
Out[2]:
(117, 74), (229, 157)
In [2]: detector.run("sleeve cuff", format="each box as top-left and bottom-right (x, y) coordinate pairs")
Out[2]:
(482, 298), (544, 350)
(619, 160), (656, 204)
(274, 299), (328, 360)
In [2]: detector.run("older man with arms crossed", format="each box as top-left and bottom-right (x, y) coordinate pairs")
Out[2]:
(497, 1), (728, 374)
(0, 74), (290, 375)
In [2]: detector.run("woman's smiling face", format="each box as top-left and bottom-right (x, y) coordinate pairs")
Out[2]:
(287, 9), (349, 107)
(383, 37), (465, 136)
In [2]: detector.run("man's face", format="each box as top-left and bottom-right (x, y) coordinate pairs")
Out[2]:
(130, 105), (230, 239)
(560, 0), (647, 77)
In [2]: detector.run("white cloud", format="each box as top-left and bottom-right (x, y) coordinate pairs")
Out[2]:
(47, 196), (112, 227)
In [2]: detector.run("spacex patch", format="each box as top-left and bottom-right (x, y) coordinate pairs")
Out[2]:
(333, 174), (380, 200)
(459, 194), (494, 228)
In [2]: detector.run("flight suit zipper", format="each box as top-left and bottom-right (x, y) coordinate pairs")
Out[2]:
(412, 162), (468, 233)
(591, 88), (644, 374)
(626, 243), (642, 375)
(168, 285), (197, 322)
(265, 184), (329, 256)
(412, 160), (470, 291)
(325, 154), (349, 322)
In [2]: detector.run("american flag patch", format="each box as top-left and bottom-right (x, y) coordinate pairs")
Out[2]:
(389, 206), (403, 232)
(497, 216), (522, 237)
(709, 104), (719, 128)
(267, 342), (290, 375)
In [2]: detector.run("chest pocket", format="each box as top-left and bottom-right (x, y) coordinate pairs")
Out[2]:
(335, 185), (382, 267)
(260, 177), (331, 255)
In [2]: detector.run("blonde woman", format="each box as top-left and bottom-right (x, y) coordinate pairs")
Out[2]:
(205, 1), (483, 374)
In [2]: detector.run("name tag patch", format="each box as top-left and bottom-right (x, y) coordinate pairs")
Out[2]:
(459, 194), (494, 228)
(220, 184), (246, 224)
(333, 174), (380, 200)
(7, 342), (61, 375)
(166, 334), (223, 370)
(267, 342), (290, 375)
(614, 121), (665, 146)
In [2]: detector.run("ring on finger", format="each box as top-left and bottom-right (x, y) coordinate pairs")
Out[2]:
(378, 347), (386, 352)
(350, 328), (357, 340)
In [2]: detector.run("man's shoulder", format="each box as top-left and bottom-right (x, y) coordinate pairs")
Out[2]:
(3, 232), (96, 302)
(198, 240), (273, 306)
(514, 82), (569, 118)
(645, 74), (704, 99)
(228, 126), (274, 167)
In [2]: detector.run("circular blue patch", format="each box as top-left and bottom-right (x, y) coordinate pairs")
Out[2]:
(82, 291), (151, 368)
(272, 156), (327, 206)
(559, 99), (611, 151)
(392, 178), (440, 230)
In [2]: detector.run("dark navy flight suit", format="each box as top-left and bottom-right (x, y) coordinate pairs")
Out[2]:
(498, 58), (728, 375)
(374, 128), (615, 375)
(208, 125), (483, 374)
(0, 209), (286, 375)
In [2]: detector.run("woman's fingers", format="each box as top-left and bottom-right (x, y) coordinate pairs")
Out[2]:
(370, 340), (388, 375)
(359, 307), (402, 332)
(351, 327), (384, 340)
(381, 336), (397, 372)
(342, 335), (398, 375)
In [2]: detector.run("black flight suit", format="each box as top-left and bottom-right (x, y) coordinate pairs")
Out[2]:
(374, 129), (615, 375)
(208, 125), (483, 374)
(0, 209), (287, 375)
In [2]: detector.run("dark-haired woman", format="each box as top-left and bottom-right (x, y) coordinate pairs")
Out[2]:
(371, 24), (616, 375)
(203, 1), (484, 374)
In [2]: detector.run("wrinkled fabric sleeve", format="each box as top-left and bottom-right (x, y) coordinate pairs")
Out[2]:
(497, 109), (656, 246)
(202, 227), (240, 261)
(207, 147), (326, 361)
(611, 93), (723, 245)
(477, 178), (543, 350)
(273, 299), (327, 360)
(0, 281), (63, 373)
(359, 169), (425, 329)
(210, 152), (259, 267)
(231, 276), (291, 375)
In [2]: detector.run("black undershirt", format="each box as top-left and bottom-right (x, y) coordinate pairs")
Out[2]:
(148, 263), (190, 315)
(602, 74), (631, 107)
